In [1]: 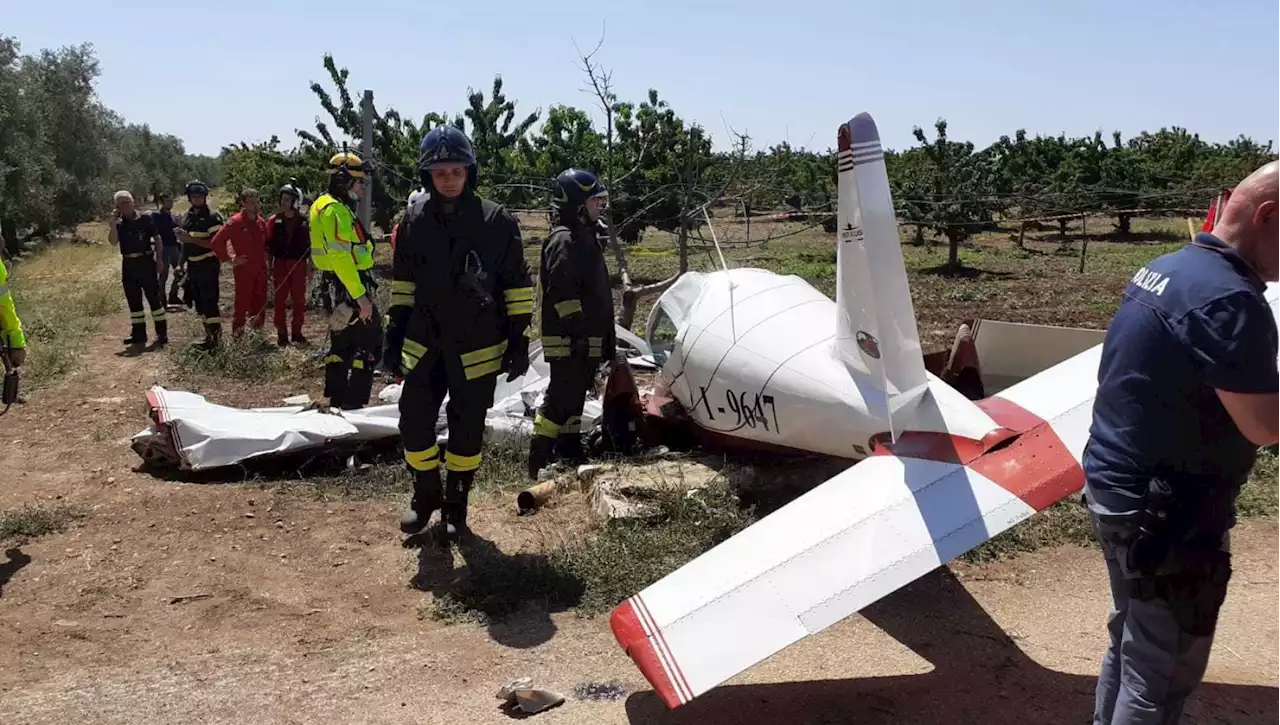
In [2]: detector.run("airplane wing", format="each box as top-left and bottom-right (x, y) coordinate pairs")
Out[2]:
(611, 340), (1099, 709)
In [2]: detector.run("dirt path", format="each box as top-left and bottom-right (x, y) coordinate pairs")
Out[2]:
(0, 297), (1276, 724)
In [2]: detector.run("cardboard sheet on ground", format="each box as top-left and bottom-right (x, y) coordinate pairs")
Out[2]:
(129, 330), (648, 471)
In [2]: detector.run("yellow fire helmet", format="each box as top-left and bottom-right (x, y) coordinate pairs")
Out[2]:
(327, 151), (367, 181)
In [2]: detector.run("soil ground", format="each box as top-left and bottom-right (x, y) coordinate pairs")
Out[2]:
(0, 217), (1276, 724)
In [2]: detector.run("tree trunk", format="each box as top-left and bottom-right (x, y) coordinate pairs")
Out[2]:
(1057, 217), (1068, 237)
(1017, 220), (1026, 249)
(1116, 213), (1132, 236)
(913, 224), (925, 246)
(947, 229), (961, 271)
(1, 218), (18, 259)
(677, 213), (689, 275)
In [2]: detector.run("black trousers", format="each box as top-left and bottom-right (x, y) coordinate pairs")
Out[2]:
(188, 257), (222, 336)
(398, 351), (498, 480)
(323, 273), (383, 410)
(121, 256), (166, 341)
(534, 358), (595, 441)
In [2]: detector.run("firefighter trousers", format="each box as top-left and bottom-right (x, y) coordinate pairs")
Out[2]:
(121, 256), (167, 343)
(399, 351), (499, 511)
(188, 257), (222, 343)
(533, 359), (596, 450)
(323, 281), (382, 410)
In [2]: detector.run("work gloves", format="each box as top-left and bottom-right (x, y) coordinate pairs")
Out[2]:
(504, 316), (532, 382)
(602, 328), (617, 364)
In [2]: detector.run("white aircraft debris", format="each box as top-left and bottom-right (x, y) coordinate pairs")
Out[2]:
(132, 331), (637, 471)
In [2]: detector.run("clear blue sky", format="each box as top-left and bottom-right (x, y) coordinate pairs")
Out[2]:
(6, 0), (1277, 157)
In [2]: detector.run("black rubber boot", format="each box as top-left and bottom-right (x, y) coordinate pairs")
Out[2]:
(527, 435), (556, 480)
(554, 433), (586, 466)
(195, 322), (222, 351)
(400, 468), (443, 535)
(277, 332), (290, 348)
(440, 469), (476, 543)
(124, 322), (147, 347)
(154, 319), (168, 346)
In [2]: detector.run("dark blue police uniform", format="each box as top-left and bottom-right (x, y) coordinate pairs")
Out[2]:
(1083, 232), (1278, 725)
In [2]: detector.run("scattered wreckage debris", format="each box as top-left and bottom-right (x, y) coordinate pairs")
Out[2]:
(514, 456), (762, 521)
(495, 677), (566, 716)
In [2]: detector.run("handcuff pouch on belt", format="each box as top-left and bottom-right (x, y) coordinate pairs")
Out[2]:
(1125, 476), (1232, 637)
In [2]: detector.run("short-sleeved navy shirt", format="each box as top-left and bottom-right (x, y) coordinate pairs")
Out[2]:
(1084, 233), (1278, 532)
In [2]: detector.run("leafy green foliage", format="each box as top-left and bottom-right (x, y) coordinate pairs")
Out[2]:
(0, 36), (221, 256)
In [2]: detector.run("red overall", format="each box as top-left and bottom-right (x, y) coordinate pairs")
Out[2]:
(213, 211), (270, 333)
(266, 211), (310, 338)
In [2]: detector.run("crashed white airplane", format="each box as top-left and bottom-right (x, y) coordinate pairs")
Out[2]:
(609, 111), (1280, 709)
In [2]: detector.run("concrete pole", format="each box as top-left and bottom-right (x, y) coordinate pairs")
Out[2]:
(359, 89), (373, 233)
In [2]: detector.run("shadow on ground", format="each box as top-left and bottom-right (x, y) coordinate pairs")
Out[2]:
(410, 530), (584, 650)
(623, 568), (1278, 725)
(0, 547), (31, 598)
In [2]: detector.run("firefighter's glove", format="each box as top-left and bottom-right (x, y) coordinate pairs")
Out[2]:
(602, 329), (617, 364)
(504, 340), (530, 382)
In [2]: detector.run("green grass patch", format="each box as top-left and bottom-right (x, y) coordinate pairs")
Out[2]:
(8, 237), (121, 389)
(1237, 447), (1278, 518)
(0, 503), (88, 544)
(427, 478), (754, 623)
(166, 325), (322, 384)
(963, 495), (1095, 565)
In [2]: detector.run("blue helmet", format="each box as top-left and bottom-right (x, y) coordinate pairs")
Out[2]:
(551, 168), (606, 216)
(418, 126), (478, 191)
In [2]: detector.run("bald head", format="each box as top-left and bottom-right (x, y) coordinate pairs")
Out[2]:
(1214, 160), (1279, 282)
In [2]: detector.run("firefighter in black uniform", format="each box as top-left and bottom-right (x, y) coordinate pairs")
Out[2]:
(527, 169), (615, 478)
(385, 126), (534, 542)
(108, 190), (168, 347)
(175, 180), (226, 349)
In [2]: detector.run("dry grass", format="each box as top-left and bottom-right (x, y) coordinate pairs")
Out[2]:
(6, 223), (121, 389)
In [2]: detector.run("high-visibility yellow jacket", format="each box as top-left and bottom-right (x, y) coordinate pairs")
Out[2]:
(0, 256), (26, 349)
(309, 193), (374, 298)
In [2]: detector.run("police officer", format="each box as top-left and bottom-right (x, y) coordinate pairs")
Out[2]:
(1084, 161), (1278, 725)
(385, 126), (534, 542)
(108, 190), (168, 347)
(528, 168), (615, 478)
(175, 180), (226, 349)
(309, 151), (381, 410)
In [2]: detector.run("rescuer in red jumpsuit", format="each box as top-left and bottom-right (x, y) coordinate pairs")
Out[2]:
(212, 188), (270, 335)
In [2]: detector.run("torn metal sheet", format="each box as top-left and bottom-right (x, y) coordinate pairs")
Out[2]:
(131, 339), (604, 471)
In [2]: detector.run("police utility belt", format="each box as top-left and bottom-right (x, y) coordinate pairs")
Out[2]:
(1122, 476), (1232, 637)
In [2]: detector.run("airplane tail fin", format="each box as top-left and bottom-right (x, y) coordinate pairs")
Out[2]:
(834, 113), (929, 442)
